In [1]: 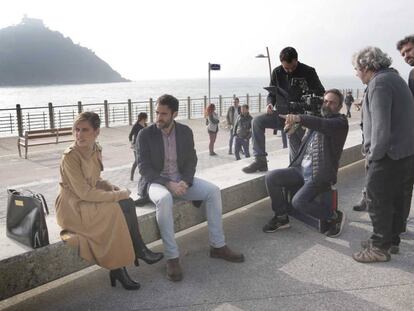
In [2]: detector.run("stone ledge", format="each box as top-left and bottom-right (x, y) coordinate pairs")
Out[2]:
(0, 136), (363, 300)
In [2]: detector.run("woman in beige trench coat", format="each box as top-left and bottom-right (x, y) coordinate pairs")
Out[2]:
(55, 111), (163, 290)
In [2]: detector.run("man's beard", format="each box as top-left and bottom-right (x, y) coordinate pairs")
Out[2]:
(321, 106), (333, 117)
(156, 119), (173, 129)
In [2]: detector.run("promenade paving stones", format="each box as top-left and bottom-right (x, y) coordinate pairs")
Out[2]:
(1, 160), (413, 311)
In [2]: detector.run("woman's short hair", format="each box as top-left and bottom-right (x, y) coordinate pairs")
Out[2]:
(137, 112), (148, 122)
(352, 46), (392, 71)
(73, 111), (101, 130)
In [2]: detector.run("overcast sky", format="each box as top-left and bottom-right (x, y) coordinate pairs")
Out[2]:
(1, 0), (413, 81)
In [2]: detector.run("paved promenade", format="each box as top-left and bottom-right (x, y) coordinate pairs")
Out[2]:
(1, 161), (413, 311)
(1, 113), (413, 310)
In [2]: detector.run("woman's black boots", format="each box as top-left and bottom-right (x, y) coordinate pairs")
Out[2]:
(119, 198), (164, 266)
(134, 247), (164, 266)
(109, 267), (140, 290)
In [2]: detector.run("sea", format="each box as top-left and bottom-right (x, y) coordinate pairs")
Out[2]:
(0, 76), (364, 110)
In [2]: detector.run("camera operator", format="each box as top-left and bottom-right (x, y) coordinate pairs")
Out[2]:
(243, 47), (325, 173)
(262, 89), (348, 237)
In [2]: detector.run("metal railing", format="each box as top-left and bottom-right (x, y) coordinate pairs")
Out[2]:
(0, 89), (364, 137)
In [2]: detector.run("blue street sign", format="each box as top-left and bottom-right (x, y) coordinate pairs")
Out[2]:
(210, 63), (221, 70)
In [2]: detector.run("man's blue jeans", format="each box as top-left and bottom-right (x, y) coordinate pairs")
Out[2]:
(148, 177), (226, 259)
(234, 136), (250, 160)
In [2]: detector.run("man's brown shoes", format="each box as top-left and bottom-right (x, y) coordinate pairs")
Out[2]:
(166, 258), (183, 282)
(210, 245), (245, 263)
(166, 246), (244, 282)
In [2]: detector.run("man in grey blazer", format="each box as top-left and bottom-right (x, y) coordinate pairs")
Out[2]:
(226, 97), (240, 154)
(137, 94), (244, 282)
(352, 47), (414, 263)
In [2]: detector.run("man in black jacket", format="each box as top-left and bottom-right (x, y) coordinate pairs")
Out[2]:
(396, 35), (414, 236)
(262, 89), (348, 237)
(397, 35), (414, 96)
(243, 47), (325, 173)
(137, 94), (244, 282)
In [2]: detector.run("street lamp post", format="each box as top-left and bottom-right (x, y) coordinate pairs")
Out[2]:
(208, 63), (221, 104)
(208, 62), (211, 104)
(255, 46), (272, 82)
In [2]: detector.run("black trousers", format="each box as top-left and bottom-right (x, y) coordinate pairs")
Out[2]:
(390, 154), (414, 243)
(401, 163), (414, 233)
(118, 198), (145, 255)
(252, 112), (296, 158)
(265, 167), (333, 220)
(366, 155), (414, 249)
(131, 150), (138, 179)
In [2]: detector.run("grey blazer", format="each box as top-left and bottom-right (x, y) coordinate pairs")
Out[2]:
(136, 122), (197, 197)
(363, 68), (414, 161)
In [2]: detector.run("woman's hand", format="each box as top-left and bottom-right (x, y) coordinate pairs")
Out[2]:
(96, 180), (113, 191)
(96, 179), (121, 192)
(118, 189), (131, 200)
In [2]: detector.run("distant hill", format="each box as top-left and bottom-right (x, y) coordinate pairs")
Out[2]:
(0, 17), (130, 86)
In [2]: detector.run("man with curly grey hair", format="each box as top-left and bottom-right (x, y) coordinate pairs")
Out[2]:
(352, 46), (414, 263)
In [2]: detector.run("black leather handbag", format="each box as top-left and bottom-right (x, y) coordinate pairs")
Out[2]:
(6, 189), (50, 249)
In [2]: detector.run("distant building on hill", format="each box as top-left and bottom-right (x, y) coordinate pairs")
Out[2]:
(21, 15), (44, 27)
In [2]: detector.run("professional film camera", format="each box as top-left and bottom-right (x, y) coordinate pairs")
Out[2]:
(264, 78), (323, 116)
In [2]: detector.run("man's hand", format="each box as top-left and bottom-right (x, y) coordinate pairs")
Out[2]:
(177, 180), (189, 194)
(364, 156), (370, 171)
(167, 181), (188, 196)
(266, 104), (273, 115)
(279, 114), (301, 135)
